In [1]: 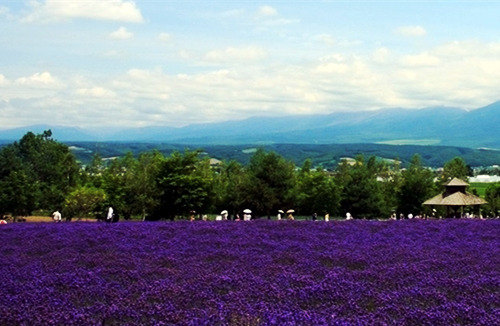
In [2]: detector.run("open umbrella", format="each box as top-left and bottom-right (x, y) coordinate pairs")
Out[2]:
(243, 209), (252, 214)
(221, 210), (228, 215)
(286, 209), (295, 214)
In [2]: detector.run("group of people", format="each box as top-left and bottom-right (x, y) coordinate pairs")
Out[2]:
(1, 206), (489, 224)
(50, 206), (117, 223)
(388, 212), (488, 220)
(188, 209), (352, 221)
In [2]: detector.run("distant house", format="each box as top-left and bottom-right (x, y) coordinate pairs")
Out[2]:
(423, 178), (487, 217)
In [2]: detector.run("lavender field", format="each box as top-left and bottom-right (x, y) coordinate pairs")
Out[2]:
(1, 220), (499, 325)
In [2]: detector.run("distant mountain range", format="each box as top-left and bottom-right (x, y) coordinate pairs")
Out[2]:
(1, 101), (499, 148)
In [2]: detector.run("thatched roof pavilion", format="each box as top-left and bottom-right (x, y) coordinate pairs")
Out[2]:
(423, 177), (487, 217)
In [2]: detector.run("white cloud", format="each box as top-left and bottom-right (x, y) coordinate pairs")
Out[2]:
(0, 74), (9, 86)
(434, 40), (500, 58)
(204, 46), (267, 63)
(315, 34), (335, 46)
(254, 5), (298, 26)
(158, 32), (171, 42)
(258, 5), (278, 17)
(372, 47), (391, 64)
(1, 40), (500, 128)
(76, 87), (116, 98)
(109, 27), (133, 40)
(401, 53), (440, 67)
(395, 25), (427, 37)
(23, 0), (144, 23)
(14, 72), (60, 88)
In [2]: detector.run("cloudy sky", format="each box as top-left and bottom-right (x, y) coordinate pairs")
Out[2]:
(0, 1), (499, 129)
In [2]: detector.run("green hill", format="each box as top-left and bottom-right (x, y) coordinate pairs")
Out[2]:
(64, 142), (500, 168)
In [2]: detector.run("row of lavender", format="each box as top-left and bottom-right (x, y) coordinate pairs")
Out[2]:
(1, 220), (498, 325)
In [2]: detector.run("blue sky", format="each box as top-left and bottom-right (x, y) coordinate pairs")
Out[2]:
(0, 1), (499, 129)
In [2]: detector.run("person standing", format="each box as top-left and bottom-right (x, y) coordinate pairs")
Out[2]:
(106, 207), (114, 223)
(189, 210), (196, 222)
(243, 209), (252, 221)
(324, 213), (330, 222)
(52, 210), (62, 222)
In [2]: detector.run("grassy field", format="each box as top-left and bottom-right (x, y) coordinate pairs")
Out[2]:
(469, 182), (492, 198)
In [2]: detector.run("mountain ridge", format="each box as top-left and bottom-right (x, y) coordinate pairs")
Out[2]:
(1, 101), (498, 148)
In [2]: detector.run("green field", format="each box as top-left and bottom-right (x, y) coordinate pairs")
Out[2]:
(469, 182), (491, 198)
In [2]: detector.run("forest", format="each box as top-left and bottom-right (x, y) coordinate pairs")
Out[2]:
(0, 131), (498, 220)
(64, 141), (500, 168)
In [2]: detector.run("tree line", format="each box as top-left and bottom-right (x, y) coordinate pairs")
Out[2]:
(0, 131), (498, 219)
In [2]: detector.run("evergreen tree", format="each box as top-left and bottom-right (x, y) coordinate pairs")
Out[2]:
(441, 157), (470, 183)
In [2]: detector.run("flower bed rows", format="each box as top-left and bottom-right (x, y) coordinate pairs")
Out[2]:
(1, 220), (499, 325)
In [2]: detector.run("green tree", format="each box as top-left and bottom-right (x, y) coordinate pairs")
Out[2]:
(295, 159), (340, 216)
(441, 157), (470, 183)
(213, 160), (248, 217)
(0, 131), (79, 215)
(484, 182), (499, 217)
(127, 151), (164, 220)
(398, 154), (436, 215)
(82, 153), (105, 188)
(100, 154), (133, 218)
(63, 186), (107, 218)
(379, 159), (403, 215)
(243, 149), (295, 217)
(337, 155), (386, 219)
(154, 150), (215, 220)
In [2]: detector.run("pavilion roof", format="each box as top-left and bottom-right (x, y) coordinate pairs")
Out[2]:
(423, 191), (487, 206)
(445, 177), (469, 187)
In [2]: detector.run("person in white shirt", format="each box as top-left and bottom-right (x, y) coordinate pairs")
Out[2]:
(52, 210), (62, 222)
(106, 207), (114, 222)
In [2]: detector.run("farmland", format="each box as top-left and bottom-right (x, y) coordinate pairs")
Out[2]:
(1, 220), (498, 325)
